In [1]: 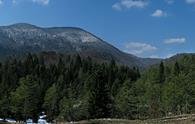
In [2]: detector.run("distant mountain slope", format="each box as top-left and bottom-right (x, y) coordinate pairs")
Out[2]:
(0, 23), (161, 68)
(165, 53), (195, 63)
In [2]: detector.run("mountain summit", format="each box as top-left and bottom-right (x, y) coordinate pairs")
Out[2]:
(0, 23), (161, 68)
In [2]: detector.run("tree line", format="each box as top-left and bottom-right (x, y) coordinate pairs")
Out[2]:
(0, 53), (140, 122)
(1, 53), (195, 122)
(135, 55), (195, 118)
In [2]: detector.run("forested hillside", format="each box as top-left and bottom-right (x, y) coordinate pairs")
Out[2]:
(1, 53), (195, 123)
(134, 54), (195, 118)
(0, 53), (140, 122)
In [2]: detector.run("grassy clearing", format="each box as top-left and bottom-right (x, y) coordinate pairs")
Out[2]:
(59, 119), (195, 124)
(1, 114), (195, 124)
(59, 114), (195, 124)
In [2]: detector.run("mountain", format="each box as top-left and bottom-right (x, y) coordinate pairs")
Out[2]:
(165, 53), (195, 62)
(0, 23), (161, 68)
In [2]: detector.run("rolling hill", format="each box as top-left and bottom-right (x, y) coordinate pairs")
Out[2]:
(0, 23), (161, 68)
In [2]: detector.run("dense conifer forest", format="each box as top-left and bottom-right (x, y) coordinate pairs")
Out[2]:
(0, 53), (140, 122)
(1, 53), (195, 122)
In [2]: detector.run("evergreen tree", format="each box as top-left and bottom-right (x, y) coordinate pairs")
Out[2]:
(43, 84), (59, 121)
(11, 75), (41, 122)
(0, 53), (144, 121)
(159, 61), (165, 84)
(173, 61), (180, 75)
(115, 80), (138, 119)
(88, 67), (113, 118)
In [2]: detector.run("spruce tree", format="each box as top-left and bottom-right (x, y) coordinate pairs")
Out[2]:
(174, 61), (180, 75)
(88, 67), (113, 119)
(159, 61), (165, 84)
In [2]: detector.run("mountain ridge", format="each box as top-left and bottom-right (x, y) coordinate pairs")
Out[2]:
(0, 23), (161, 68)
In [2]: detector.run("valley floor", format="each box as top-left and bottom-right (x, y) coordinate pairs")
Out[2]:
(59, 114), (195, 124)
(1, 114), (195, 124)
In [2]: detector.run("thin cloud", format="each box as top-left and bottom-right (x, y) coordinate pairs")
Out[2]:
(0, 0), (3, 5)
(112, 0), (148, 11)
(32, 0), (50, 5)
(151, 9), (167, 17)
(125, 42), (157, 55)
(149, 55), (161, 58)
(186, 0), (195, 5)
(12, 0), (50, 5)
(165, 0), (174, 4)
(112, 3), (122, 11)
(121, 0), (148, 8)
(12, 0), (18, 4)
(166, 53), (176, 58)
(164, 37), (186, 44)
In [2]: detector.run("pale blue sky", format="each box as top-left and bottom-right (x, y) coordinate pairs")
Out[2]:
(0, 0), (195, 58)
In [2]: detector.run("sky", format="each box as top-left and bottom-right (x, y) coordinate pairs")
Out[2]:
(0, 0), (195, 58)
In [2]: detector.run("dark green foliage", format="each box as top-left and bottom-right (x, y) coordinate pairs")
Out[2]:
(11, 75), (42, 122)
(159, 61), (165, 84)
(114, 80), (138, 119)
(88, 67), (113, 119)
(173, 61), (180, 75)
(135, 55), (195, 118)
(2, 53), (195, 122)
(43, 84), (58, 121)
(0, 53), (140, 121)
